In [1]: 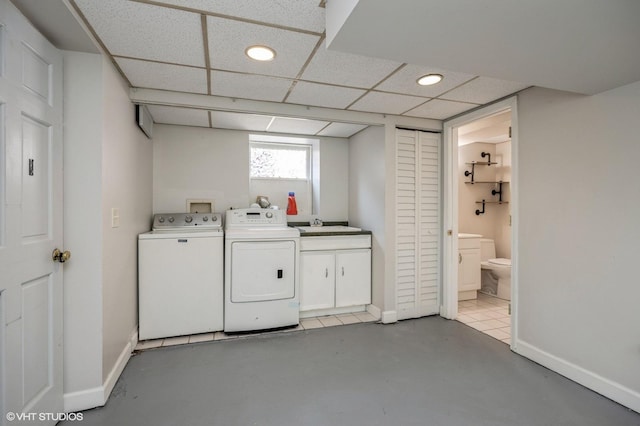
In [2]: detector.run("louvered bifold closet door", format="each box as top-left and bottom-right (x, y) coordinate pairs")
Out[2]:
(395, 129), (441, 320)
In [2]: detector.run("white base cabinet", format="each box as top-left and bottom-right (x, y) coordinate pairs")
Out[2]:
(299, 235), (371, 314)
(300, 251), (335, 311)
(335, 249), (371, 307)
(458, 236), (481, 300)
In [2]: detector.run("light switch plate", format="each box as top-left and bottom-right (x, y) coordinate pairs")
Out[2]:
(112, 208), (120, 228)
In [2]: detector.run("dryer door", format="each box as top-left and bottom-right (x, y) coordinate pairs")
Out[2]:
(230, 240), (296, 302)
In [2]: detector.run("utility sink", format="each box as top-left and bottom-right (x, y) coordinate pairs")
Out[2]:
(296, 226), (362, 233)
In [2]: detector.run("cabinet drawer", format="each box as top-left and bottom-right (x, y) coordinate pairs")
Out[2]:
(458, 237), (481, 250)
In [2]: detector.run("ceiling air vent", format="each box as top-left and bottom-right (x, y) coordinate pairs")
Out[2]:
(135, 104), (153, 139)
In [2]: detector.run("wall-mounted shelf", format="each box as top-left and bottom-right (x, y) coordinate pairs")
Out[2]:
(475, 199), (509, 215)
(465, 152), (507, 215)
(465, 181), (510, 184)
(464, 158), (499, 183)
(465, 161), (498, 166)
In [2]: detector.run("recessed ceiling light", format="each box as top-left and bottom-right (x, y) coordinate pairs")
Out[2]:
(417, 74), (443, 86)
(245, 45), (276, 61)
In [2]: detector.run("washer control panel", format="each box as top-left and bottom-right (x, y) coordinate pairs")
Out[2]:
(225, 208), (287, 228)
(152, 213), (222, 231)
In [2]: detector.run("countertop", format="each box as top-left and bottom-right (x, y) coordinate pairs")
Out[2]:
(458, 233), (483, 239)
(288, 221), (372, 237)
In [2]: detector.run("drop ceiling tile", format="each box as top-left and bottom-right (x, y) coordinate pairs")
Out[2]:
(207, 16), (319, 79)
(75, 0), (204, 67)
(152, 0), (325, 33)
(301, 41), (403, 88)
(210, 71), (293, 102)
(286, 81), (366, 109)
(268, 117), (329, 135)
(404, 99), (478, 120)
(318, 122), (369, 138)
(348, 92), (427, 115)
(115, 58), (207, 94)
(376, 64), (476, 98)
(440, 77), (530, 104)
(209, 111), (272, 131)
(147, 105), (209, 127)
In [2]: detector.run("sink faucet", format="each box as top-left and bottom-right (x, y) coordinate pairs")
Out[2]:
(312, 218), (323, 226)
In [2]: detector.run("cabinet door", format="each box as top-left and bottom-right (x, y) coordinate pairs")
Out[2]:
(458, 248), (481, 292)
(300, 251), (335, 311)
(335, 249), (371, 307)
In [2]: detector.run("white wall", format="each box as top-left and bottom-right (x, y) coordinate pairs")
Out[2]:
(348, 126), (385, 309)
(153, 125), (248, 213)
(62, 51), (104, 398)
(153, 125), (349, 220)
(100, 56), (152, 380)
(62, 52), (152, 411)
(517, 84), (640, 411)
(318, 137), (349, 221)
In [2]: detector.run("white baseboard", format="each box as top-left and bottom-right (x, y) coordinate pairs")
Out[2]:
(300, 305), (366, 318)
(103, 329), (137, 402)
(64, 328), (137, 413)
(381, 310), (397, 324)
(366, 304), (381, 320)
(516, 339), (640, 414)
(63, 386), (104, 413)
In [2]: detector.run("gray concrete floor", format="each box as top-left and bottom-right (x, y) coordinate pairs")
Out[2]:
(65, 317), (640, 426)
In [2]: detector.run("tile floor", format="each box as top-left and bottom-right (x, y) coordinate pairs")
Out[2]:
(135, 311), (378, 351)
(456, 292), (511, 345)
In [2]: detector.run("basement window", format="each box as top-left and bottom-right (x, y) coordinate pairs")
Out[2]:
(249, 135), (314, 215)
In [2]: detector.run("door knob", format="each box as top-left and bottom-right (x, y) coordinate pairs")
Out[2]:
(52, 248), (71, 263)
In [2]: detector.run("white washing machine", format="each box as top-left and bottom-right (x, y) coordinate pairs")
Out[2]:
(224, 208), (300, 332)
(138, 213), (223, 340)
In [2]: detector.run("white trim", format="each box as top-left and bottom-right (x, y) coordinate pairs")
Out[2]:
(103, 329), (137, 402)
(299, 305), (366, 319)
(442, 97), (518, 345)
(381, 310), (398, 324)
(366, 303), (382, 320)
(440, 124), (458, 319)
(63, 386), (103, 414)
(509, 100), (519, 348)
(63, 329), (137, 413)
(130, 88), (442, 130)
(516, 340), (640, 413)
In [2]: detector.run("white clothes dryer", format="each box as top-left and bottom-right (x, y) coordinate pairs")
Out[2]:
(138, 213), (223, 340)
(224, 208), (300, 332)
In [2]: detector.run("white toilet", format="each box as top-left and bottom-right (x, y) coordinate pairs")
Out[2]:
(479, 239), (511, 300)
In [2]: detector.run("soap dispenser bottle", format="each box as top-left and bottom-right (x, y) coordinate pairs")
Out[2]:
(286, 192), (298, 215)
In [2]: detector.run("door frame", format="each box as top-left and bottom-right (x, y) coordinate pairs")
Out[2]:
(440, 96), (519, 349)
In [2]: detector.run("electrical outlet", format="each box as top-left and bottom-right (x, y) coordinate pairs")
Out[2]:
(111, 208), (120, 228)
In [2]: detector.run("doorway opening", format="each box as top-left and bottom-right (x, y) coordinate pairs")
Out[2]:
(441, 97), (518, 348)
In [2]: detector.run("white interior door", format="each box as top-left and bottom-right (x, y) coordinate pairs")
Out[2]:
(395, 129), (441, 320)
(0, 1), (64, 423)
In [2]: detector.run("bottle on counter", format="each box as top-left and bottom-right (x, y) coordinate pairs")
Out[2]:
(286, 192), (298, 215)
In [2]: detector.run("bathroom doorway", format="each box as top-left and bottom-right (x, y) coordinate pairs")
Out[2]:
(441, 97), (518, 347)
